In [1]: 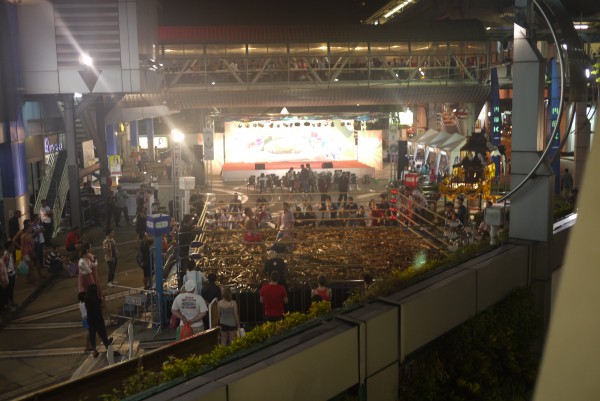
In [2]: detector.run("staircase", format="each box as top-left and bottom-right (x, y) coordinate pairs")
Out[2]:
(34, 150), (68, 238)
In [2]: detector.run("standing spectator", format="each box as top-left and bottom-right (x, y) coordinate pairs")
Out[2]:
(38, 199), (53, 246)
(319, 196), (338, 227)
(8, 210), (21, 242)
(182, 260), (206, 296)
(114, 186), (130, 226)
(164, 154), (173, 180)
(317, 173), (331, 207)
(260, 271), (288, 322)
(311, 275), (332, 302)
(19, 222), (36, 284)
(456, 196), (468, 226)
(0, 244), (8, 311)
(264, 250), (287, 289)
(346, 197), (358, 227)
(171, 280), (209, 335)
(201, 272), (222, 304)
(217, 287), (240, 346)
(137, 232), (153, 289)
(135, 207), (147, 236)
(276, 202), (294, 241)
(2, 242), (16, 310)
(103, 229), (118, 285)
(178, 214), (195, 272)
(299, 164), (310, 193)
(561, 168), (573, 199)
(78, 247), (100, 296)
(30, 215), (46, 278)
(337, 172), (350, 206)
(85, 284), (113, 358)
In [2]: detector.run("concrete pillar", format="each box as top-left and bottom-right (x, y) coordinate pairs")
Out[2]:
(509, 23), (553, 243)
(574, 102), (591, 191)
(146, 118), (155, 161)
(130, 120), (139, 148)
(0, 120), (28, 229)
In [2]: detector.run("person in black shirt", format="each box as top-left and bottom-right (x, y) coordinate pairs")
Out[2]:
(201, 273), (222, 304)
(8, 210), (21, 242)
(264, 249), (287, 289)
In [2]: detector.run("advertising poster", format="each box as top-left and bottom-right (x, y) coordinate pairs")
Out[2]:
(108, 154), (122, 176)
(203, 128), (214, 160)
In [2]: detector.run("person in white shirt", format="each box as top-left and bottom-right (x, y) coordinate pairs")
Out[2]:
(171, 280), (208, 335)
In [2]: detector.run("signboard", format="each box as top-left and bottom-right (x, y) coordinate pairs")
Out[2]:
(125, 295), (144, 306)
(547, 58), (561, 194)
(203, 128), (214, 160)
(139, 136), (169, 150)
(490, 67), (501, 176)
(147, 213), (171, 236)
(108, 154), (122, 176)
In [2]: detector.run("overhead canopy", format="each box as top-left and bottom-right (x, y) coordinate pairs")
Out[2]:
(439, 133), (467, 152)
(411, 129), (439, 146)
(426, 131), (453, 149)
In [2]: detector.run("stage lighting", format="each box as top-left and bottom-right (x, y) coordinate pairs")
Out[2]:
(238, 123), (242, 128)
(317, 123), (321, 127)
(295, 122), (301, 127)
(269, 123), (274, 128)
(304, 122), (310, 126)
(245, 123), (250, 128)
(331, 122), (335, 127)
(252, 123), (257, 128)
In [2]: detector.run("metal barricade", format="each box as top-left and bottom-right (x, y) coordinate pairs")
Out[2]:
(105, 285), (161, 331)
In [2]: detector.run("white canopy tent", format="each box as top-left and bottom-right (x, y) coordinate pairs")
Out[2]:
(424, 131), (453, 166)
(435, 133), (467, 173)
(408, 128), (439, 161)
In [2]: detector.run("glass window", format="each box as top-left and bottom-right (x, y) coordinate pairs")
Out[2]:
(184, 45), (204, 57)
(330, 43), (349, 54)
(268, 44), (288, 55)
(290, 43), (309, 54)
(389, 42), (410, 55)
(226, 44), (246, 56)
(308, 43), (328, 55)
(206, 45), (226, 56)
(248, 44), (269, 55)
(164, 45), (184, 57)
(370, 42), (390, 54)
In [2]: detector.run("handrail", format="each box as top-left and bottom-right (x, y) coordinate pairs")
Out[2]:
(52, 160), (70, 234)
(33, 152), (57, 214)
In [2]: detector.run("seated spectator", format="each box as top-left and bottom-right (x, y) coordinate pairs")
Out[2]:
(311, 275), (332, 302)
(44, 245), (66, 274)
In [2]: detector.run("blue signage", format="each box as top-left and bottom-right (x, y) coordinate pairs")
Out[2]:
(490, 67), (501, 176)
(146, 214), (171, 236)
(547, 58), (561, 194)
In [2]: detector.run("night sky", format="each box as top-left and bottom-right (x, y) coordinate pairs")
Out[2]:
(158, 0), (389, 26)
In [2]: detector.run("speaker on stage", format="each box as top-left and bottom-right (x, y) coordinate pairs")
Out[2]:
(192, 145), (205, 186)
(255, 163), (266, 170)
(397, 140), (408, 177)
(321, 162), (334, 169)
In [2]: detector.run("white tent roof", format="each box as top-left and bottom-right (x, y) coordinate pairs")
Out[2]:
(439, 133), (467, 151)
(411, 129), (440, 145)
(427, 131), (453, 148)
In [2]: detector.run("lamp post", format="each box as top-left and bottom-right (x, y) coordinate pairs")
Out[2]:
(170, 129), (184, 287)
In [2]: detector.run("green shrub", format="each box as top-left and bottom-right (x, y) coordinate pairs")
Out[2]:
(399, 288), (541, 401)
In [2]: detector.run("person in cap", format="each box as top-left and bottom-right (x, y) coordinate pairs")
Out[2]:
(171, 279), (208, 335)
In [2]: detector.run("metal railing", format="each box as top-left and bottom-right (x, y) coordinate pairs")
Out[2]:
(33, 152), (58, 214)
(104, 284), (162, 333)
(53, 160), (70, 233)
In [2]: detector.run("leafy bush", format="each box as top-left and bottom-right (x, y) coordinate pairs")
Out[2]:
(100, 302), (331, 401)
(399, 288), (541, 401)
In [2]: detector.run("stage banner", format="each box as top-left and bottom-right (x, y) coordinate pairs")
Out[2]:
(203, 128), (214, 160)
(108, 154), (122, 176)
(490, 67), (501, 176)
(547, 58), (561, 194)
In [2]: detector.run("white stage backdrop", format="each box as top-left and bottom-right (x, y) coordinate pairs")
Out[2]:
(224, 120), (356, 163)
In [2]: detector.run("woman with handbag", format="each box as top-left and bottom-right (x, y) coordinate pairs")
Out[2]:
(217, 287), (240, 346)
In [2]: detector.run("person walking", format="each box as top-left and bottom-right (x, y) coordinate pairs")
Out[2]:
(114, 186), (130, 226)
(217, 287), (240, 346)
(84, 284), (113, 358)
(103, 229), (118, 285)
(259, 271), (288, 322)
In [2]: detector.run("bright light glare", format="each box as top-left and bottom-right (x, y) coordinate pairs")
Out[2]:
(171, 129), (184, 143)
(585, 68), (590, 79)
(574, 24), (588, 30)
(79, 53), (93, 66)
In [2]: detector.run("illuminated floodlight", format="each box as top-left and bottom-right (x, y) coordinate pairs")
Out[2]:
(79, 53), (93, 66)
(171, 129), (184, 143)
(574, 24), (588, 30)
(585, 68), (590, 79)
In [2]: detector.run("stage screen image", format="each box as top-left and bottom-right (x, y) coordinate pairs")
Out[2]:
(224, 120), (356, 163)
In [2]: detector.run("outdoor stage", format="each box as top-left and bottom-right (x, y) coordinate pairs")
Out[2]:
(221, 160), (375, 182)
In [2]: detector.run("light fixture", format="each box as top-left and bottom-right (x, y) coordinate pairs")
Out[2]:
(574, 24), (589, 30)
(585, 68), (590, 79)
(485, 26), (491, 30)
(280, 107), (289, 115)
(171, 129), (184, 143)
(211, 81), (216, 85)
(79, 53), (93, 66)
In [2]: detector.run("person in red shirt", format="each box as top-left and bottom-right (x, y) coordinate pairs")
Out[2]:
(65, 226), (83, 257)
(259, 271), (288, 321)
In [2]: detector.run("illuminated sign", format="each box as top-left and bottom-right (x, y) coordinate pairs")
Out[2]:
(139, 136), (169, 149)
